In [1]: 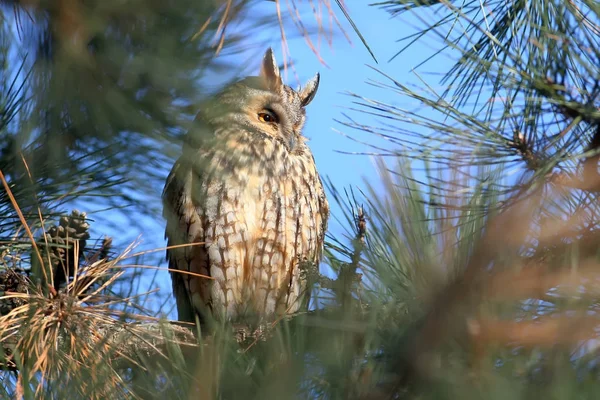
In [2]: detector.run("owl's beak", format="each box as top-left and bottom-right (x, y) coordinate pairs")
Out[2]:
(287, 132), (297, 151)
(280, 127), (299, 152)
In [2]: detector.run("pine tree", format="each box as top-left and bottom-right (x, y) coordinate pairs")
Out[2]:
(2, 0), (600, 398)
(339, 0), (600, 397)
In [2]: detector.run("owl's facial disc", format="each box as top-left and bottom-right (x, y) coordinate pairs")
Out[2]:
(213, 48), (320, 153)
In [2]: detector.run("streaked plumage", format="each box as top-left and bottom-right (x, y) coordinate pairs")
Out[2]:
(163, 48), (329, 324)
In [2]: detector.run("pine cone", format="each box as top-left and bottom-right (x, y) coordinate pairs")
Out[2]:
(43, 210), (91, 290)
(0, 269), (28, 316)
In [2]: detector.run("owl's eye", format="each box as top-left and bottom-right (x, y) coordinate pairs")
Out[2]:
(258, 110), (279, 124)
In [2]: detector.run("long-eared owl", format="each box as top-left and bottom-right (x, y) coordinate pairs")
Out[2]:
(163, 48), (329, 325)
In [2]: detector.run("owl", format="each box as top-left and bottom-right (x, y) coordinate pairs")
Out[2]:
(163, 48), (329, 325)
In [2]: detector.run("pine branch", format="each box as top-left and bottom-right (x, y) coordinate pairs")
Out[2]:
(0, 320), (198, 372)
(336, 205), (367, 309)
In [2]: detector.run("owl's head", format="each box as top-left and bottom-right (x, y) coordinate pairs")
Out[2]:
(207, 48), (320, 153)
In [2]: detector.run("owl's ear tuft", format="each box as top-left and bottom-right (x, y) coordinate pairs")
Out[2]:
(260, 48), (283, 91)
(299, 72), (320, 107)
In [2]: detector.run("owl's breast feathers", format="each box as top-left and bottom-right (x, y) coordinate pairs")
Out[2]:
(163, 131), (329, 322)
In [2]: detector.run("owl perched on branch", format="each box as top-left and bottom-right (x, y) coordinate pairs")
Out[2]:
(163, 48), (329, 325)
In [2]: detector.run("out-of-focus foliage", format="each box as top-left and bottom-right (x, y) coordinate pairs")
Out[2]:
(2, 0), (251, 230)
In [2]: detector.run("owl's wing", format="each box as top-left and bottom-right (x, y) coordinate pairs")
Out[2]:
(163, 160), (207, 323)
(297, 172), (329, 311)
(316, 173), (330, 261)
